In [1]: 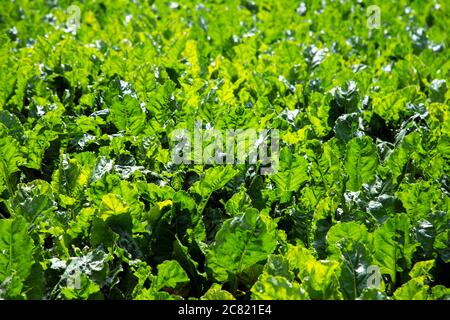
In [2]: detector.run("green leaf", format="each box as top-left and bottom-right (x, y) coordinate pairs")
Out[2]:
(263, 255), (294, 280)
(0, 111), (24, 141)
(201, 283), (235, 300)
(429, 79), (447, 103)
(327, 222), (369, 254)
(393, 277), (429, 300)
(60, 273), (103, 300)
(146, 199), (173, 225)
(24, 262), (45, 299)
(298, 259), (343, 300)
(51, 154), (83, 200)
(100, 194), (128, 219)
(251, 273), (309, 300)
(373, 214), (418, 283)
(89, 156), (114, 183)
(206, 208), (278, 282)
(338, 243), (374, 300)
(327, 222), (374, 299)
(396, 182), (441, 222)
(54, 248), (110, 299)
(434, 230), (450, 263)
(414, 220), (435, 257)
(135, 289), (184, 300)
(152, 260), (189, 292)
(430, 211), (450, 263)
(23, 125), (59, 170)
(332, 81), (359, 115)
(90, 217), (119, 248)
(271, 148), (309, 201)
(191, 166), (238, 213)
(409, 260), (435, 280)
(0, 274), (25, 299)
(9, 180), (56, 223)
(345, 136), (378, 191)
(172, 236), (205, 296)
(172, 190), (206, 243)
(0, 217), (34, 287)
(0, 136), (23, 195)
(191, 166), (238, 199)
(358, 288), (388, 300)
(285, 244), (316, 276)
(0, 137), (23, 176)
(109, 96), (145, 135)
(430, 285), (450, 300)
(333, 113), (362, 142)
(225, 187), (251, 216)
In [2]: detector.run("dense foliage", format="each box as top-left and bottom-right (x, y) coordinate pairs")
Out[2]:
(0, 0), (449, 300)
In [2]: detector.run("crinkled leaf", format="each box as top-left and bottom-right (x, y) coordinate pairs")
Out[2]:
(0, 217), (34, 289)
(206, 208), (278, 282)
(201, 283), (235, 300)
(345, 136), (378, 191)
(251, 273), (309, 300)
(373, 214), (418, 283)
